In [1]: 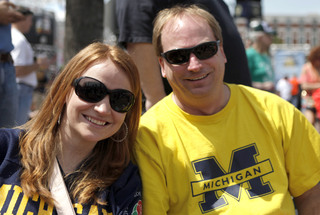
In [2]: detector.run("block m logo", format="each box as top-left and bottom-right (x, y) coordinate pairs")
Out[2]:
(191, 143), (274, 213)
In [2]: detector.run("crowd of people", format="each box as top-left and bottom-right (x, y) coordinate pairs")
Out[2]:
(1, 0), (320, 214)
(245, 18), (320, 131)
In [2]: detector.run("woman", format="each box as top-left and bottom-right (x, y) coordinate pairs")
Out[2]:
(300, 45), (320, 127)
(0, 43), (142, 214)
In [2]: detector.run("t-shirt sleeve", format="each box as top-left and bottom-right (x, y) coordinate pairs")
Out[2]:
(284, 108), (320, 197)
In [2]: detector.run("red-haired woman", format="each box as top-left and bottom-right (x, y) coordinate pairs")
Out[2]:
(0, 42), (142, 214)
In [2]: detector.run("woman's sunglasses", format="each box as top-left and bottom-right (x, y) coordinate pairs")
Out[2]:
(72, 76), (135, 113)
(161, 40), (220, 65)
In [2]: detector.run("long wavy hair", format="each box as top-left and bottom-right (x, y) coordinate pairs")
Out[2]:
(19, 42), (142, 205)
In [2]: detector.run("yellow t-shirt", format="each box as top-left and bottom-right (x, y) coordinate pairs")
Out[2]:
(134, 84), (320, 215)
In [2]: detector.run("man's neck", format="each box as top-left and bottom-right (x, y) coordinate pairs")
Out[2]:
(173, 84), (230, 116)
(253, 43), (268, 54)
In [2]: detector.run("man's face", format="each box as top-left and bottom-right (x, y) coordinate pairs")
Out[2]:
(20, 14), (33, 33)
(159, 15), (227, 105)
(261, 33), (273, 49)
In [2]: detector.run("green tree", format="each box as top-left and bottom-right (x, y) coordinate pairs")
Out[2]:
(64, 0), (104, 62)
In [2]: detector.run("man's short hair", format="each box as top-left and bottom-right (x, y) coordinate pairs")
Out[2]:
(16, 6), (33, 16)
(152, 4), (223, 57)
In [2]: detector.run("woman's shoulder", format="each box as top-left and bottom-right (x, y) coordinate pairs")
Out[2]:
(300, 62), (320, 83)
(107, 162), (142, 214)
(0, 128), (21, 148)
(0, 128), (22, 166)
(0, 128), (21, 136)
(113, 162), (141, 188)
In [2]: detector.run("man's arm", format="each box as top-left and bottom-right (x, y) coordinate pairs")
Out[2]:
(127, 43), (166, 110)
(300, 82), (320, 91)
(294, 183), (320, 214)
(133, 143), (169, 215)
(15, 56), (49, 77)
(15, 63), (39, 77)
(0, 1), (24, 25)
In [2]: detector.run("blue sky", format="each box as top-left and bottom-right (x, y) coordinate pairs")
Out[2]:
(263, 0), (320, 15)
(225, 0), (320, 16)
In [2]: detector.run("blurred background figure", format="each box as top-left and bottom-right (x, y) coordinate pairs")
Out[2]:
(0, 0), (24, 128)
(246, 20), (275, 92)
(289, 74), (301, 109)
(276, 75), (292, 102)
(300, 45), (320, 129)
(11, 6), (49, 125)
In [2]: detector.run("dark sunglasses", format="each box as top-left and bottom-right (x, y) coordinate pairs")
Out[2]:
(161, 40), (220, 65)
(72, 76), (135, 113)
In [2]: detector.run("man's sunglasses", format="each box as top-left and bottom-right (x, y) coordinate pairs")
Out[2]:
(161, 40), (220, 65)
(72, 76), (135, 113)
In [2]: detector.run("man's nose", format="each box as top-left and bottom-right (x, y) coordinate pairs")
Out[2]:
(187, 53), (202, 72)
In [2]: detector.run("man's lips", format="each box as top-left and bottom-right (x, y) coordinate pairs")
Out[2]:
(187, 74), (208, 81)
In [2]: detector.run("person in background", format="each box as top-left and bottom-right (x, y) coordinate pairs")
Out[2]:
(134, 4), (320, 214)
(246, 20), (275, 92)
(300, 45), (320, 128)
(0, 0), (24, 128)
(289, 74), (301, 109)
(11, 6), (49, 125)
(276, 75), (292, 102)
(0, 43), (142, 214)
(116, 0), (251, 111)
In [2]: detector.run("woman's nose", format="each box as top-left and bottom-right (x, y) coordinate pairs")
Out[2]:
(93, 96), (112, 115)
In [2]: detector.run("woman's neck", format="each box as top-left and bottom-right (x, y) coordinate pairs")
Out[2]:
(57, 133), (95, 175)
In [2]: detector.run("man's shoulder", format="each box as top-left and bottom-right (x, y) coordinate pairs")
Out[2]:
(229, 84), (286, 104)
(141, 96), (171, 118)
(139, 95), (178, 131)
(11, 28), (24, 42)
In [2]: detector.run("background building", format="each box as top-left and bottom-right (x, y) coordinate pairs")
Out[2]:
(235, 14), (320, 49)
(233, 0), (319, 80)
(266, 15), (320, 48)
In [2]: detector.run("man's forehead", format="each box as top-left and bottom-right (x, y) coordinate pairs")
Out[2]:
(162, 15), (206, 33)
(161, 16), (214, 49)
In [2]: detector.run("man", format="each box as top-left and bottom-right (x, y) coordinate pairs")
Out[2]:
(289, 74), (300, 108)
(246, 20), (275, 92)
(0, 0), (24, 127)
(116, 0), (251, 111)
(11, 7), (46, 125)
(276, 75), (292, 102)
(134, 5), (320, 215)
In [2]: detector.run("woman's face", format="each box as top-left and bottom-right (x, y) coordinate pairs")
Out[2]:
(62, 59), (132, 146)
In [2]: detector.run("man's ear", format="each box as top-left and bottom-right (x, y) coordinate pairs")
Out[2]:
(219, 45), (227, 64)
(159, 57), (167, 78)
